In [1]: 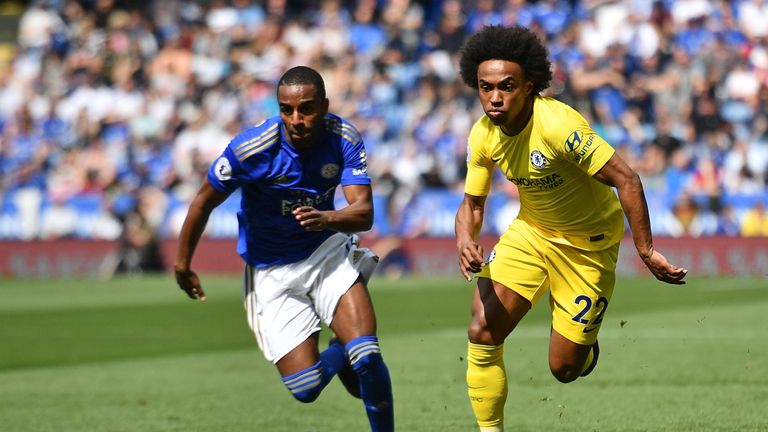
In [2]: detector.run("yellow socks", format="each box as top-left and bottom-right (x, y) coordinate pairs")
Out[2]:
(467, 341), (507, 430)
(478, 426), (504, 432)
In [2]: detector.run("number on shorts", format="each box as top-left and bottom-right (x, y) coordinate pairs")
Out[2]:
(572, 295), (609, 326)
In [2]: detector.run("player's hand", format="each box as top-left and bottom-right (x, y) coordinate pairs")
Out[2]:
(641, 248), (688, 285)
(457, 240), (484, 282)
(293, 206), (330, 231)
(174, 266), (207, 301)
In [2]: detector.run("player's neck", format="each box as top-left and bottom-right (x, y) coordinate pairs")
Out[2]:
(285, 137), (315, 155)
(500, 97), (534, 137)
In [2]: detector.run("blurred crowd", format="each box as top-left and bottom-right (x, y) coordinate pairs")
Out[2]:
(2, 0), (768, 260)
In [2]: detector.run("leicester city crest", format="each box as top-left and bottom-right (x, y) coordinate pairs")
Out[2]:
(530, 150), (547, 169)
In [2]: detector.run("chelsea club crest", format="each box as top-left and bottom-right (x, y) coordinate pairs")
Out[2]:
(530, 150), (547, 169)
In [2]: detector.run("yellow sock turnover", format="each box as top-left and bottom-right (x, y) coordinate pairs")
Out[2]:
(580, 346), (595, 375)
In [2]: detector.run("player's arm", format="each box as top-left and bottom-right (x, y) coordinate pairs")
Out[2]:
(455, 193), (487, 281)
(174, 178), (231, 301)
(593, 153), (688, 284)
(293, 184), (373, 233)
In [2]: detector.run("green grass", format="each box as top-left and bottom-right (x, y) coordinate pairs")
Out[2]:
(1, 274), (767, 431)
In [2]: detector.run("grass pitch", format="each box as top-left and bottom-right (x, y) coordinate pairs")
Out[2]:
(1, 273), (767, 431)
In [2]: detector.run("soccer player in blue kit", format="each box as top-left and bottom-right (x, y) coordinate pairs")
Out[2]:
(174, 66), (394, 431)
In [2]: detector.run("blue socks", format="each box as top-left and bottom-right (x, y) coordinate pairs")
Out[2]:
(280, 336), (394, 432)
(346, 336), (394, 432)
(281, 341), (346, 403)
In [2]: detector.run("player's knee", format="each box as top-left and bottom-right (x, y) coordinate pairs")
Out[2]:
(281, 362), (324, 403)
(289, 386), (322, 403)
(549, 363), (580, 383)
(467, 319), (494, 345)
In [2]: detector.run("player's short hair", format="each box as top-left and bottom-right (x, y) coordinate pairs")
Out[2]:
(459, 25), (552, 94)
(277, 66), (326, 100)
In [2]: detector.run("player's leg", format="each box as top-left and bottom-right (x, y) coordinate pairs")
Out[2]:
(331, 276), (394, 432)
(308, 233), (391, 430)
(547, 329), (597, 383)
(467, 219), (550, 431)
(467, 277), (532, 432)
(276, 331), (348, 403)
(546, 242), (619, 383)
(327, 335), (361, 398)
(242, 262), (347, 404)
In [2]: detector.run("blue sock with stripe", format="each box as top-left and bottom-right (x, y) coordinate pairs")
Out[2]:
(281, 342), (346, 403)
(346, 336), (394, 432)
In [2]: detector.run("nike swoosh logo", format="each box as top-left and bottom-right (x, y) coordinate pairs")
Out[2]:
(583, 326), (600, 333)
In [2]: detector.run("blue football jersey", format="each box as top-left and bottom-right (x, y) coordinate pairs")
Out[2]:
(207, 113), (372, 268)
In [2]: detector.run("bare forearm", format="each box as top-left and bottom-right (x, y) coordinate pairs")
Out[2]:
(593, 153), (687, 283)
(324, 202), (373, 233)
(175, 189), (226, 270)
(315, 184), (373, 233)
(455, 200), (483, 246)
(455, 194), (487, 279)
(173, 181), (228, 301)
(616, 173), (653, 259)
(175, 197), (216, 270)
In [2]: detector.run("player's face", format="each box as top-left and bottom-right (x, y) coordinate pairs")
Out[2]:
(476, 59), (533, 134)
(277, 83), (329, 150)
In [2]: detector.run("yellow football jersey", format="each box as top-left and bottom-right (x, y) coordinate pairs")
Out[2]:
(465, 96), (625, 251)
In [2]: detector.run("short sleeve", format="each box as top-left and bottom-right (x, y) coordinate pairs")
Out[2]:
(340, 124), (372, 186)
(463, 124), (494, 197)
(207, 146), (247, 193)
(549, 110), (615, 176)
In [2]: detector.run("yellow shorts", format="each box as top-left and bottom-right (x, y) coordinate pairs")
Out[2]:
(477, 219), (619, 345)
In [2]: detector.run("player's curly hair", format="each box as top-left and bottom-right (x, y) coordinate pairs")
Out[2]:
(277, 66), (327, 100)
(459, 25), (552, 94)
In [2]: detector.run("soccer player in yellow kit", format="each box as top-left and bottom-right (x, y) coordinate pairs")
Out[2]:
(454, 26), (689, 431)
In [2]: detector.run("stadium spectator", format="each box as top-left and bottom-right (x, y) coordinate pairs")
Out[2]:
(111, 205), (165, 274)
(1, 107), (48, 191)
(737, 0), (768, 40)
(348, 0), (388, 59)
(656, 193), (719, 237)
(714, 203), (742, 236)
(740, 201), (768, 236)
(17, 1), (65, 51)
